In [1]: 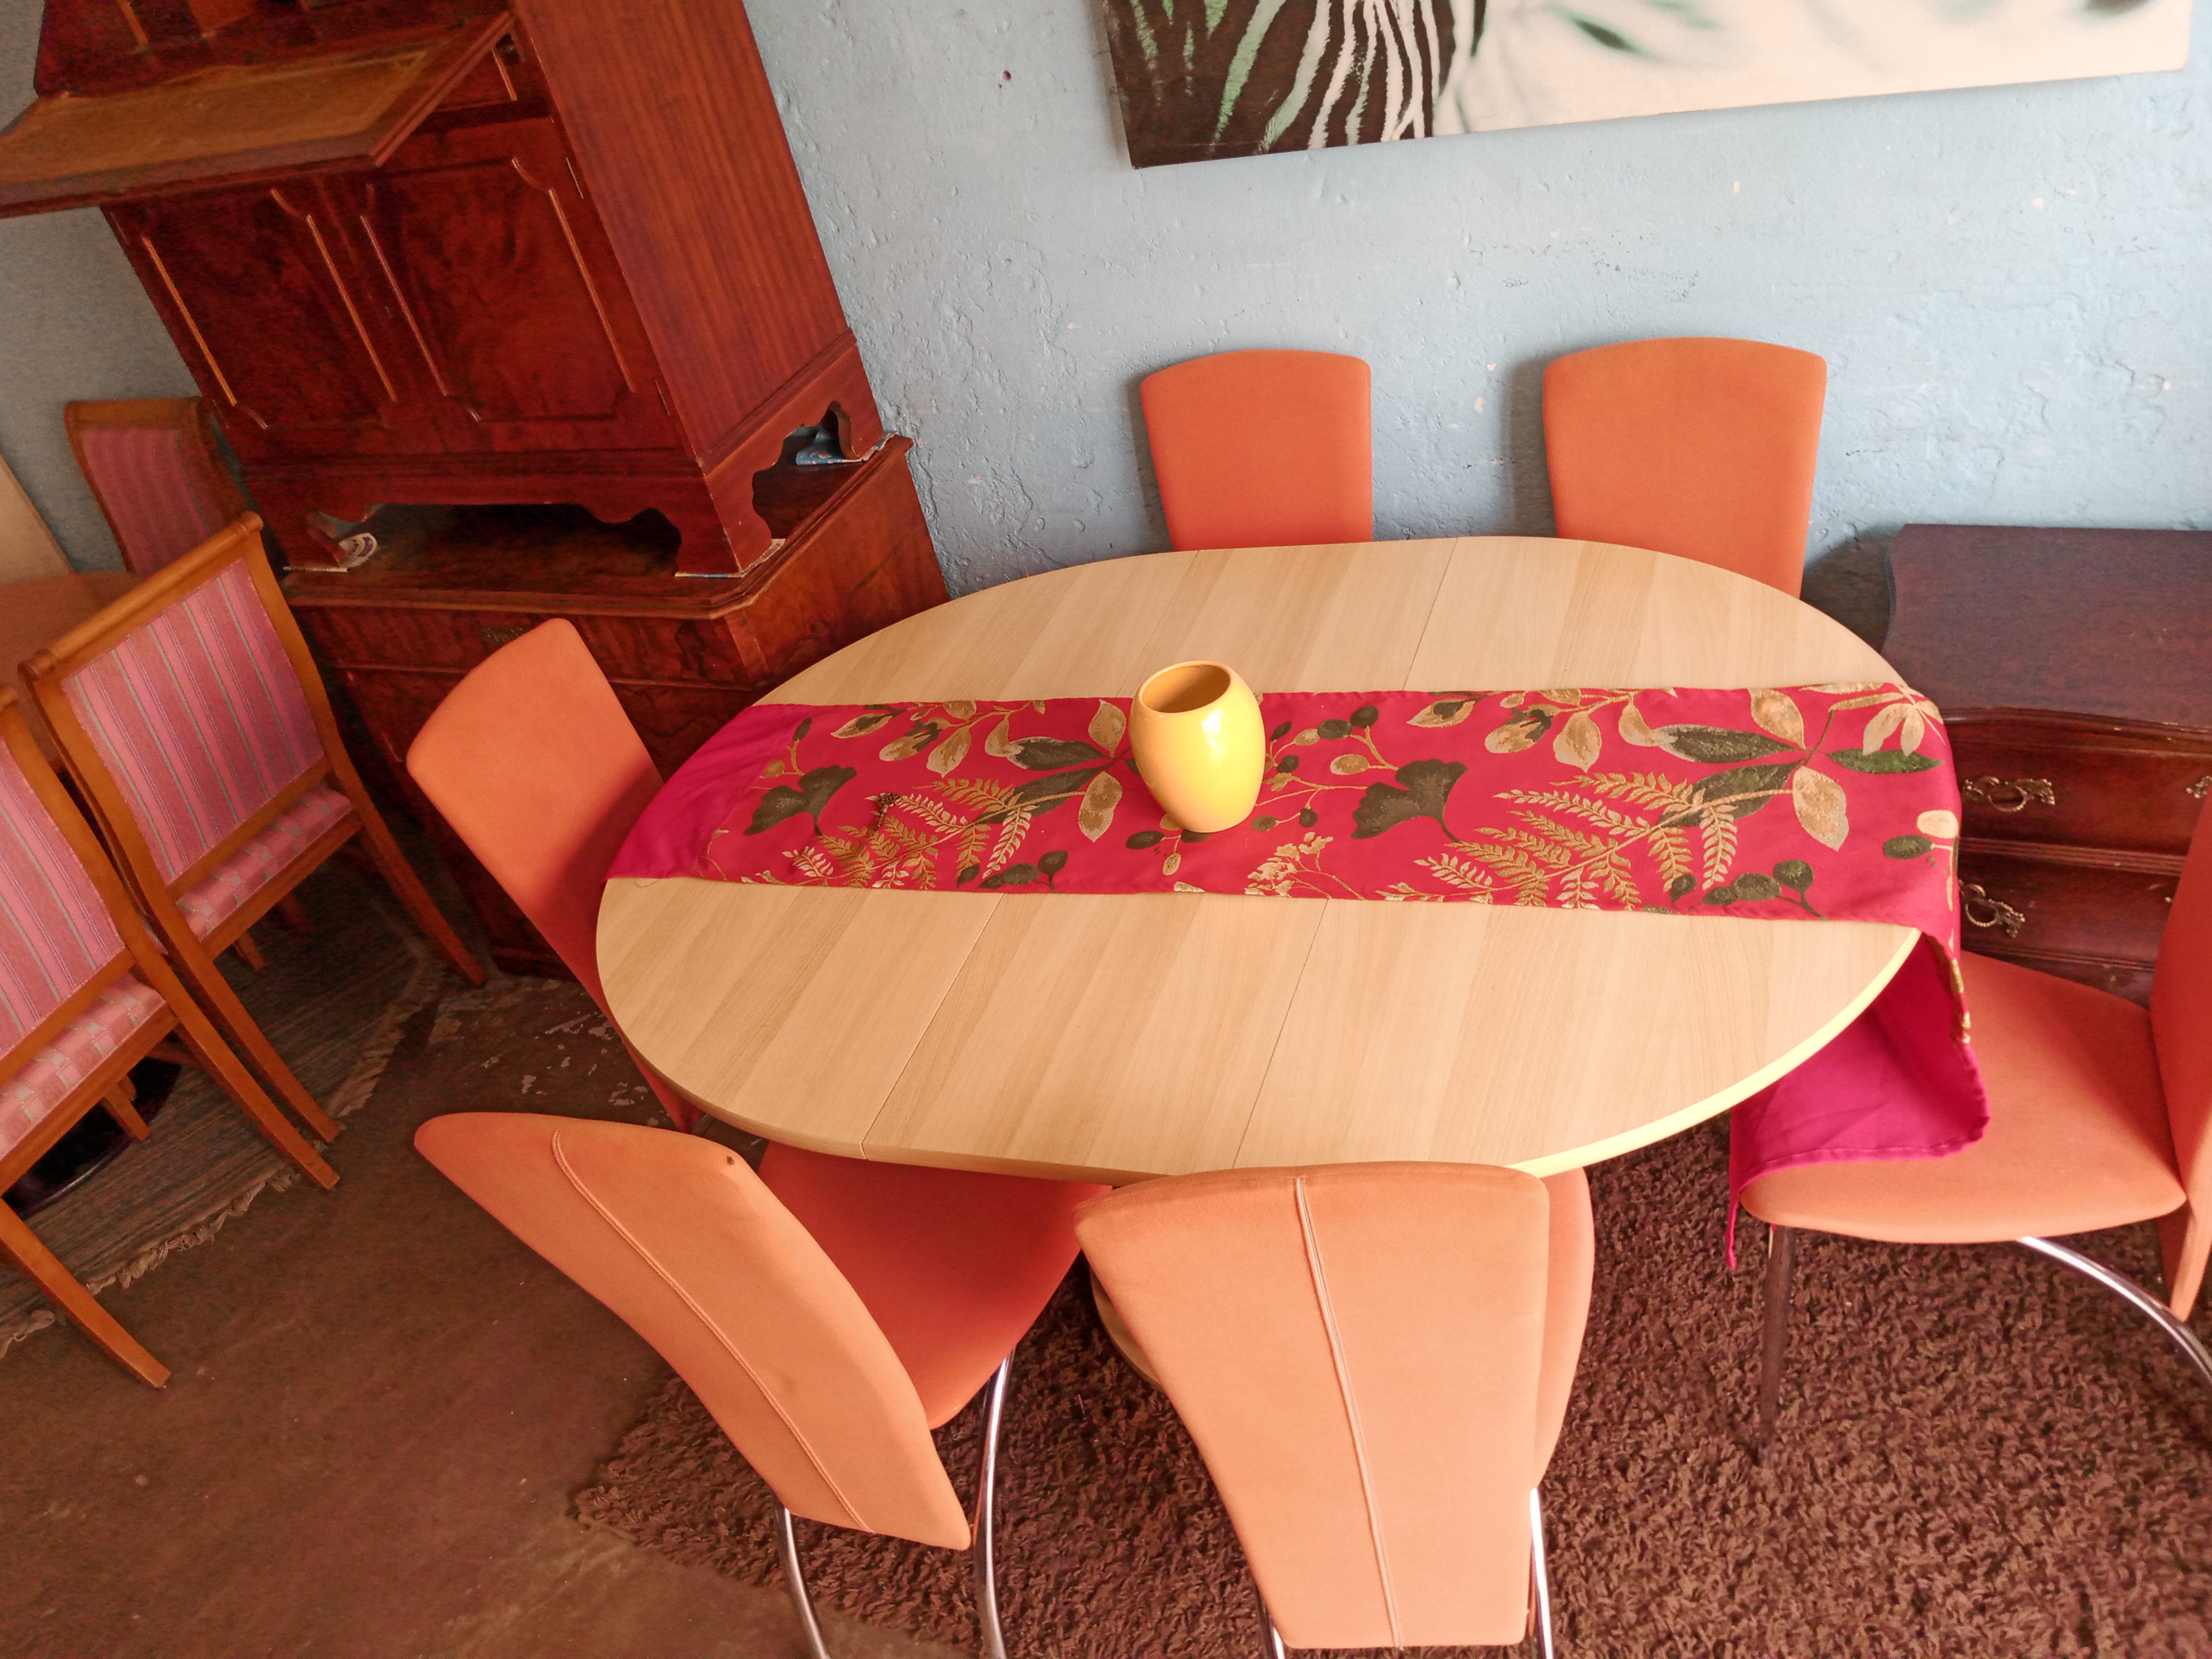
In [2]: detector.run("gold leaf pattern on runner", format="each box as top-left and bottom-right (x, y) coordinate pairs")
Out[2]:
(1554, 710), (1602, 770)
(1918, 809), (1959, 838)
(926, 724), (973, 775)
(1619, 700), (1660, 747)
(1864, 703), (1906, 750)
(1752, 688), (1806, 748)
(1791, 766), (1849, 850)
(1089, 700), (1127, 753)
(984, 715), (1016, 758)
(1078, 771), (1123, 841)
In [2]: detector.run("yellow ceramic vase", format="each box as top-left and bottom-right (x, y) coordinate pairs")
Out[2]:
(1129, 660), (1266, 833)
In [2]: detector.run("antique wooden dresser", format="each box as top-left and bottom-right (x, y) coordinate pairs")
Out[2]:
(0, 0), (950, 972)
(1883, 524), (2212, 1005)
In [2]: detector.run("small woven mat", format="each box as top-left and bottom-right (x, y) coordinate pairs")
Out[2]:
(0, 862), (446, 1360)
(575, 1121), (2212, 1659)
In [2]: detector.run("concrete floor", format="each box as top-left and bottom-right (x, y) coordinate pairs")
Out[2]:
(0, 953), (962, 1659)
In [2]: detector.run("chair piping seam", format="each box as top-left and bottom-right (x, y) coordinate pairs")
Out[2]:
(548, 1130), (874, 1531)
(1295, 1175), (1402, 1649)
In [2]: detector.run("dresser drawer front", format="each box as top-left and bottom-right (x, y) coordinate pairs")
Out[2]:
(1948, 721), (2212, 855)
(1955, 849), (2177, 969)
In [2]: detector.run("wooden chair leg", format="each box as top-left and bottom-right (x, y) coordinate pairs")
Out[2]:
(0, 1203), (169, 1386)
(273, 891), (312, 933)
(231, 928), (266, 971)
(103, 1084), (150, 1140)
(170, 1011), (338, 1191)
(351, 808), (486, 986)
(169, 942), (341, 1142)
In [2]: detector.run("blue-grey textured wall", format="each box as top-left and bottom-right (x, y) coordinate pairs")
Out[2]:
(2, 1), (2201, 611)
(749, 3), (2207, 626)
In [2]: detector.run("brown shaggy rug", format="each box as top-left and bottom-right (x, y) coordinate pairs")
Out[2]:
(574, 1120), (2212, 1658)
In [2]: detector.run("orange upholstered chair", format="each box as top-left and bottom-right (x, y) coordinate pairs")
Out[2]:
(1077, 1163), (1594, 1655)
(1543, 337), (1827, 597)
(403, 618), (692, 1125)
(65, 398), (249, 578)
(417, 1112), (1099, 1658)
(23, 516), (483, 1146)
(1, 689), (336, 1386)
(1741, 805), (2212, 1457)
(1139, 349), (1372, 551)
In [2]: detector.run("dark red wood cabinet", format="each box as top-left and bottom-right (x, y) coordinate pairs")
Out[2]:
(1, 0), (952, 972)
(2, 0), (888, 577)
(1883, 525), (2212, 1004)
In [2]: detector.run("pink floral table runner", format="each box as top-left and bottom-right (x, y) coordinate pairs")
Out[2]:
(611, 682), (1988, 1212)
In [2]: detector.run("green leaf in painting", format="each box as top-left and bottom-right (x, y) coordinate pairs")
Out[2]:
(1668, 872), (1697, 901)
(1655, 725), (1797, 764)
(1126, 830), (1165, 849)
(1007, 736), (1104, 771)
(1883, 834), (1934, 859)
(1829, 748), (1941, 774)
(956, 863), (981, 885)
(1773, 859), (1814, 892)
(979, 864), (1037, 890)
(1297, 808), (1319, 827)
(1732, 872), (1782, 901)
(744, 764), (857, 835)
(1269, 720), (1293, 741)
(1351, 758), (1467, 841)
(1038, 849), (1069, 878)
(1317, 718), (1351, 741)
(793, 716), (812, 742)
(1350, 705), (1379, 728)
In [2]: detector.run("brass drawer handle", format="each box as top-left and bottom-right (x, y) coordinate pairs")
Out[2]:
(1961, 775), (2055, 812)
(480, 624), (531, 651)
(2189, 775), (2210, 801)
(1961, 883), (2026, 939)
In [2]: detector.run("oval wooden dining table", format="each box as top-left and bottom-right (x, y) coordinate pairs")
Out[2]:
(599, 535), (1918, 1184)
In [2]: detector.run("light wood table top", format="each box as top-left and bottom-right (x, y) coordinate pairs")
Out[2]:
(4, 571), (139, 757)
(600, 537), (1917, 1183)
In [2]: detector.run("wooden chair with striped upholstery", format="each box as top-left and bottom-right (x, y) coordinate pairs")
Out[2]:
(22, 514), (483, 1143)
(0, 687), (337, 1386)
(64, 399), (248, 580)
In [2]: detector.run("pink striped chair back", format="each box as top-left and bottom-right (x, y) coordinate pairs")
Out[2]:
(0, 742), (121, 1058)
(72, 421), (233, 579)
(61, 559), (325, 884)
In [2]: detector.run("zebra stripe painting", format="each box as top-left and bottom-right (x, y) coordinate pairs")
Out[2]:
(1101, 0), (2191, 168)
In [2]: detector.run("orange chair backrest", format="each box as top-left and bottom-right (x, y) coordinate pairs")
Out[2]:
(1543, 337), (1827, 597)
(1139, 349), (1372, 551)
(406, 621), (659, 1008)
(1076, 1162), (1589, 1651)
(2152, 805), (2212, 1286)
(415, 1112), (973, 1548)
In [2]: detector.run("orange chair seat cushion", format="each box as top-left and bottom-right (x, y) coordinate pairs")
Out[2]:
(758, 1143), (1106, 1428)
(174, 787), (353, 941)
(0, 976), (164, 1160)
(1743, 953), (2184, 1243)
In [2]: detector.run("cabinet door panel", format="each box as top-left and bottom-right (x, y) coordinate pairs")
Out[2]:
(351, 119), (680, 453)
(109, 187), (423, 460)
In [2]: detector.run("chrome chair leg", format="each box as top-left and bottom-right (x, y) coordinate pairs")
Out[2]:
(776, 1503), (835, 1659)
(973, 1356), (1013, 1659)
(1753, 1223), (1798, 1464)
(2017, 1236), (2212, 1394)
(1258, 1601), (1288, 1658)
(1529, 1487), (1558, 1659)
